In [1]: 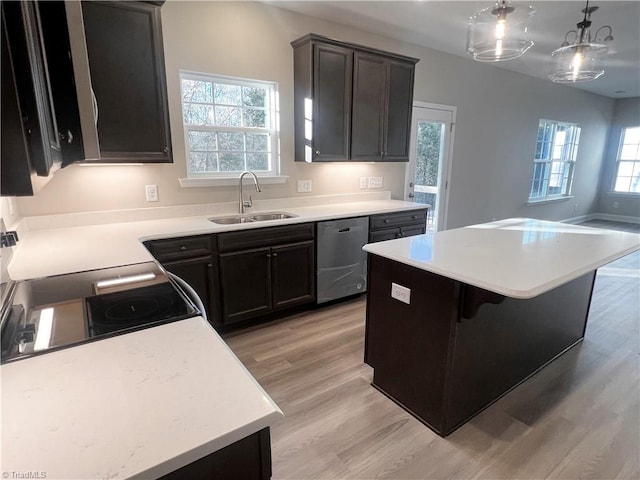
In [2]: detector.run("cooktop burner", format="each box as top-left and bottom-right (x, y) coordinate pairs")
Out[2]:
(86, 282), (194, 336)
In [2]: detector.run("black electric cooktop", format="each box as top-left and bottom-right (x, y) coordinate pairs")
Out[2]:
(1, 262), (198, 364)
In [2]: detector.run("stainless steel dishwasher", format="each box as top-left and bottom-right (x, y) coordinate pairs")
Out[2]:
(316, 217), (369, 304)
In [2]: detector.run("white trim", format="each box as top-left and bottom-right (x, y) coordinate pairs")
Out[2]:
(562, 213), (597, 224)
(179, 176), (288, 188)
(591, 213), (640, 224)
(526, 195), (574, 206)
(606, 191), (640, 198)
(405, 102), (456, 231)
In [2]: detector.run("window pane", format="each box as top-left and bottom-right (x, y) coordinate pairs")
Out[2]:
(631, 176), (640, 193)
(183, 104), (213, 125)
(246, 133), (268, 152)
(219, 152), (245, 172)
(188, 131), (216, 151)
(623, 127), (640, 145)
(244, 109), (267, 128)
(214, 106), (241, 126)
(242, 87), (267, 107)
(620, 144), (639, 160)
(618, 161), (634, 177)
(247, 152), (269, 171)
(181, 79), (213, 103)
(217, 132), (244, 151)
(615, 176), (631, 192)
(214, 84), (241, 106)
(189, 152), (218, 173)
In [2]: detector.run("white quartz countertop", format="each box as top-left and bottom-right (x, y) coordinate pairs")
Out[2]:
(363, 218), (640, 299)
(1, 316), (284, 479)
(9, 199), (426, 281)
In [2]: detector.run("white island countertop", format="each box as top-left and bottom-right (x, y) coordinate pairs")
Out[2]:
(1, 317), (283, 479)
(363, 218), (640, 299)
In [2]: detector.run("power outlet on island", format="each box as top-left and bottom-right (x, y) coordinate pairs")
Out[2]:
(368, 176), (383, 189)
(145, 184), (159, 202)
(391, 282), (411, 305)
(297, 179), (312, 193)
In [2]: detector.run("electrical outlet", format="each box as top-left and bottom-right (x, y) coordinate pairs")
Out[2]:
(368, 176), (383, 189)
(145, 184), (159, 202)
(359, 177), (368, 189)
(391, 282), (411, 305)
(613, 201), (619, 209)
(297, 180), (312, 193)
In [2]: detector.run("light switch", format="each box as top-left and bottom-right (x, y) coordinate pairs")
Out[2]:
(391, 282), (411, 304)
(368, 176), (383, 189)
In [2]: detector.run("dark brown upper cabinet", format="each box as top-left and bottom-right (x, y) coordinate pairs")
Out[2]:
(292, 34), (418, 163)
(1, 1), (63, 196)
(65, 1), (172, 163)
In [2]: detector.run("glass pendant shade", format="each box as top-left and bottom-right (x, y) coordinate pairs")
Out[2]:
(466, 1), (535, 62)
(549, 42), (607, 82)
(549, 2), (613, 83)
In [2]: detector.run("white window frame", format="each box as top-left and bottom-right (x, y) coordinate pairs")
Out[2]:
(179, 71), (280, 181)
(612, 126), (640, 195)
(528, 119), (580, 202)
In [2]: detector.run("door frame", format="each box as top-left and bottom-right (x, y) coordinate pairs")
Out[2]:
(405, 101), (456, 231)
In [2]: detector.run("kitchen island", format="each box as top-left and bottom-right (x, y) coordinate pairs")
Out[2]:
(363, 218), (640, 437)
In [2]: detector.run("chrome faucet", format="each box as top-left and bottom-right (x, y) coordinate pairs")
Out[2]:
(238, 171), (262, 214)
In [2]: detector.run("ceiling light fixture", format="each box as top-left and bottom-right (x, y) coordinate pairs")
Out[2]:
(549, 0), (614, 83)
(466, 1), (535, 62)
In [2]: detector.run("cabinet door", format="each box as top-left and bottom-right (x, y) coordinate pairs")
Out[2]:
(271, 241), (315, 310)
(400, 225), (426, 238)
(162, 256), (219, 327)
(1, 1), (62, 196)
(351, 52), (386, 161)
(219, 248), (271, 324)
(312, 43), (352, 161)
(383, 60), (414, 161)
(369, 229), (400, 243)
(81, 1), (171, 162)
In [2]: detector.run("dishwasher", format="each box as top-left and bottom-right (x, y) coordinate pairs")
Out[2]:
(316, 217), (369, 304)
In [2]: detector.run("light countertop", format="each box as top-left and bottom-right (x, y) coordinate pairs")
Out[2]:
(1, 316), (283, 479)
(363, 218), (640, 299)
(9, 199), (426, 281)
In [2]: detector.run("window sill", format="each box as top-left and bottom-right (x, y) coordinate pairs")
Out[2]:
(526, 195), (574, 206)
(606, 191), (640, 198)
(179, 176), (289, 188)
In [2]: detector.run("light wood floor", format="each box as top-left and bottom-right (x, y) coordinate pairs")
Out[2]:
(225, 222), (640, 480)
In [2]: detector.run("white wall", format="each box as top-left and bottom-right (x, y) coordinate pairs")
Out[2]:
(597, 97), (640, 218)
(15, 1), (615, 228)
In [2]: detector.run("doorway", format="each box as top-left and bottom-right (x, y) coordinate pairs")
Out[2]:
(405, 102), (455, 231)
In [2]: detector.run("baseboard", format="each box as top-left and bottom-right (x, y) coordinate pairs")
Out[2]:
(562, 213), (598, 224)
(563, 213), (640, 225)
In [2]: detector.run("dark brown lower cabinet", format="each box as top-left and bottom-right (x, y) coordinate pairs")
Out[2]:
(162, 256), (217, 324)
(219, 247), (272, 324)
(365, 254), (596, 437)
(160, 427), (272, 480)
(368, 209), (428, 243)
(219, 240), (315, 325)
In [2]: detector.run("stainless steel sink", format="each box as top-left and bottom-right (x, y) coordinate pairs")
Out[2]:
(249, 212), (297, 221)
(209, 212), (297, 224)
(208, 215), (253, 224)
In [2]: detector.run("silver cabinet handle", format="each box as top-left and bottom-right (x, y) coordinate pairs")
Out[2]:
(315, 150), (320, 155)
(90, 86), (98, 126)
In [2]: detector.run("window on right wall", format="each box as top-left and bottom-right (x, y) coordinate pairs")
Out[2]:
(529, 119), (581, 201)
(612, 126), (640, 194)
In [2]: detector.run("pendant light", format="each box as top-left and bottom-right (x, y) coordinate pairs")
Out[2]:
(549, 1), (614, 83)
(466, 1), (535, 62)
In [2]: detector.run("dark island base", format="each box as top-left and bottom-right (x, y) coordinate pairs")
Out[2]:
(364, 254), (597, 437)
(160, 427), (272, 480)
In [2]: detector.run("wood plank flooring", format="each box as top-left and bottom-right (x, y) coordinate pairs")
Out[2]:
(224, 221), (640, 479)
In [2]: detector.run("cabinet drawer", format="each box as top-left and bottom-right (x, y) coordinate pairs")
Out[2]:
(218, 223), (314, 253)
(147, 235), (212, 262)
(370, 209), (427, 231)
